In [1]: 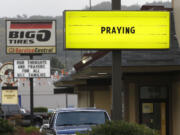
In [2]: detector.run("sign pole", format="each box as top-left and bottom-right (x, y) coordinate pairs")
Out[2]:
(29, 54), (34, 125)
(6, 20), (56, 126)
(111, 0), (123, 120)
(16, 55), (50, 126)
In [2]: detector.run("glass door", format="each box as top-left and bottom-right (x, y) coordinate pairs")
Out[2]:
(140, 102), (167, 135)
(139, 86), (169, 135)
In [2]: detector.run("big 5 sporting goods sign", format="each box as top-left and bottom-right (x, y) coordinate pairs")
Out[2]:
(6, 20), (56, 54)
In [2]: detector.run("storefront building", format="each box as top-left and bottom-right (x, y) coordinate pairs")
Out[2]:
(55, 6), (180, 135)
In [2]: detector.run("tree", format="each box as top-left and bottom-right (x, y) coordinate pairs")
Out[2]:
(50, 56), (64, 69)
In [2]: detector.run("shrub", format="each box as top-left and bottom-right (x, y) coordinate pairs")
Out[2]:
(14, 126), (44, 135)
(24, 126), (40, 134)
(34, 107), (48, 113)
(79, 121), (159, 135)
(8, 114), (23, 126)
(0, 118), (14, 135)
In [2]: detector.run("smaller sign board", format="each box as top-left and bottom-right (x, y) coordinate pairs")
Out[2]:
(14, 60), (50, 78)
(2, 87), (18, 104)
(6, 20), (56, 54)
(142, 103), (153, 114)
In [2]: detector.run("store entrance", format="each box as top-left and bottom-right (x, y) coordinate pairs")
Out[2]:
(139, 86), (169, 135)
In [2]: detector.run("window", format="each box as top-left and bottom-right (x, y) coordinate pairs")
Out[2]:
(140, 86), (168, 99)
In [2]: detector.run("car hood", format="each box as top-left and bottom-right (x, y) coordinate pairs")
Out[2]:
(56, 125), (93, 134)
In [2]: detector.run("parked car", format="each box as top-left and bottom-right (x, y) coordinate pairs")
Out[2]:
(1, 104), (21, 117)
(0, 104), (43, 127)
(20, 108), (26, 114)
(40, 108), (110, 135)
(48, 108), (56, 114)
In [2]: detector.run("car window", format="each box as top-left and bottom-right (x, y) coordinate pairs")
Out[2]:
(56, 111), (107, 126)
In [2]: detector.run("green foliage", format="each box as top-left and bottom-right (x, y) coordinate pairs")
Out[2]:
(34, 107), (48, 113)
(79, 121), (159, 135)
(14, 126), (44, 135)
(0, 118), (14, 135)
(24, 126), (40, 134)
(51, 56), (64, 69)
(8, 114), (23, 126)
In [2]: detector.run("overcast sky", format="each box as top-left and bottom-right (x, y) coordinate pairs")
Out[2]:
(0, 0), (171, 17)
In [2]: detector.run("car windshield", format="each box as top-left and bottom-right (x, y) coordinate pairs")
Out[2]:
(56, 111), (108, 126)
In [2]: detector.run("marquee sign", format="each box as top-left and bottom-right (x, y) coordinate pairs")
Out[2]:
(64, 11), (170, 49)
(6, 20), (56, 54)
(14, 60), (50, 78)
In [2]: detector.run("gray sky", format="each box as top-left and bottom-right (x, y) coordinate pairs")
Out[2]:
(0, 0), (171, 17)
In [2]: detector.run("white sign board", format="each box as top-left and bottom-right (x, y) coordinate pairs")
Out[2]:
(14, 60), (50, 78)
(6, 20), (56, 54)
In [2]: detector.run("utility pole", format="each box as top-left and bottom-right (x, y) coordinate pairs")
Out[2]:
(111, 0), (123, 120)
(65, 93), (68, 108)
(29, 55), (34, 125)
(89, 0), (92, 10)
(88, 0), (92, 54)
(112, 0), (121, 10)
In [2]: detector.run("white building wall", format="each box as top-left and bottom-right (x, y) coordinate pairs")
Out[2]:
(17, 78), (77, 111)
(67, 94), (78, 108)
(21, 94), (77, 111)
